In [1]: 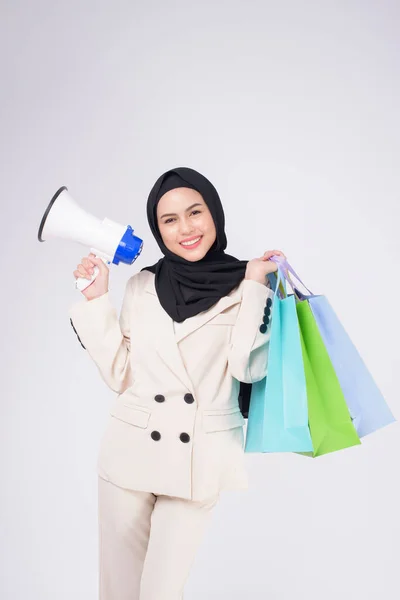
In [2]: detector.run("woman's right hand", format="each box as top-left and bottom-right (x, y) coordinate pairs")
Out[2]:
(73, 253), (110, 300)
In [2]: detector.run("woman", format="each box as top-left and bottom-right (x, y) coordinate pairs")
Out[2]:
(69, 166), (285, 600)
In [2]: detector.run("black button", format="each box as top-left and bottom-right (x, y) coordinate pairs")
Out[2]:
(151, 431), (161, 441)
(264, 306), (271, 316)
(179, 433), (190, 443)
(184, 393), (194, 404)
(154, 394), (165, 403)
(259, 324), (267, 334)
(266, 298), (272, 307)
(263, 315), (270, 325)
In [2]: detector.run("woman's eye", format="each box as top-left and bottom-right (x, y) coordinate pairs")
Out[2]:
(163, 211), (200, 224)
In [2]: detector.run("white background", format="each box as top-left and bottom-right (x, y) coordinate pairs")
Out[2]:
(1, 1), (399, 598)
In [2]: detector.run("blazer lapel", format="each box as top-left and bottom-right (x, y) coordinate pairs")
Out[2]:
(143, 274), (243, 388)
(144, 276), (194, 392)
(173, 291), (242, 343)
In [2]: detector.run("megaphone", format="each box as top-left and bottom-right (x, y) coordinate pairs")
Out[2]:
(38, 186), (143, 291)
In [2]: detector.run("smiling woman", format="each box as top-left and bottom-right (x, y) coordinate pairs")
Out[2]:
(141, 167), (259, 324)
(69, 166), (284, 599)
(157, 188), (217, 260)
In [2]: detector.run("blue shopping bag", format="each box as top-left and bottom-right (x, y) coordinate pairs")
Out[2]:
(273, 258), (395, 438)
(245, 268), (313, 453)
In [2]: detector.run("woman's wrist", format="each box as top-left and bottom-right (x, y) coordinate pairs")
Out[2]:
(86, 290), (109, 301)
(244, 273), (270, 287)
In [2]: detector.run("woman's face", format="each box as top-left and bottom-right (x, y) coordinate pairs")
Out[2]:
(156, 187), (217, 261)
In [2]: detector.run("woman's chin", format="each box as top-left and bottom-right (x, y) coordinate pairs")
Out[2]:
(175, 245), (208, 261)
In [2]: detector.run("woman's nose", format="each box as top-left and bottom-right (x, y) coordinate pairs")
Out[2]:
(179, 218), (195, 235)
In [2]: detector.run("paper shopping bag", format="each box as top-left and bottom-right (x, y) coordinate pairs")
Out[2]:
(245, 269), (313, 453)
(277, 257), (395, 440)
(306, 295), (395, 437)
(296, 299), (361, 457)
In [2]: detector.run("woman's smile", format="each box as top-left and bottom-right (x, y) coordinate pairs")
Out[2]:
(179, 235), (203, 250)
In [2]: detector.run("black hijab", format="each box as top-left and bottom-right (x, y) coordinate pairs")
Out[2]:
(141, 167), (248, 322)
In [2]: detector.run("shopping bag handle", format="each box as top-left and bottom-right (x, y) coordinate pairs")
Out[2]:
(276, 267), (287, 300)
(269, 255), (314, 296)
(268, 264), (288, 300)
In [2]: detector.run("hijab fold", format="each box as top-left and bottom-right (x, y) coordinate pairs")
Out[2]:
(141, 167), (248, 322)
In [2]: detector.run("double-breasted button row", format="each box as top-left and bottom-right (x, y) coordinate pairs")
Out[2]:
(150, 430), (191, 443)
(260, 297), (272, 334)
(151, 393), (194, 443)
(154, 393), (195, 404)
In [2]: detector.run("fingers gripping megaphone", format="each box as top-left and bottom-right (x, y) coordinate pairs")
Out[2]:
(38, 186), (143, 291)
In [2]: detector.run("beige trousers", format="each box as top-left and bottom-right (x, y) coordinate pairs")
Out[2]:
(98, 477), (219, 600)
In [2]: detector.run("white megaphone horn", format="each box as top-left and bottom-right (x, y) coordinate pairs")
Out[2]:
(38, 186), (143, 291)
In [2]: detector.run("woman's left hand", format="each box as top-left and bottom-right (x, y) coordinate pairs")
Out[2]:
(245, 249), (287, 285)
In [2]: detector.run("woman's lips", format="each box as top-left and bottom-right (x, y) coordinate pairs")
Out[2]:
(179, 236), (203, 250)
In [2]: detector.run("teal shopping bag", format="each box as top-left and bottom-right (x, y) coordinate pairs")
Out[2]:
(245, 269), (313, 453)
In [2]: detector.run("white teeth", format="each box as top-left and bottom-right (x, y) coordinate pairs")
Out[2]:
(181, 237), (201, 246)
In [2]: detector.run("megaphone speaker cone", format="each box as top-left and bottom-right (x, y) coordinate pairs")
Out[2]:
(38, 186), (68, 242)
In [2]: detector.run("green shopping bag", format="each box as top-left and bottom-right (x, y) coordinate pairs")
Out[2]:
(296, 300), (361, 457)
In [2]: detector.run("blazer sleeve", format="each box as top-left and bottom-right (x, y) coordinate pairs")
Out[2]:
(228, 279), (274, 384)
(68, 276), (135, 394)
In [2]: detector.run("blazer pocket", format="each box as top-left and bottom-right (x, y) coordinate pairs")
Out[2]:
(110, 402), (151, 428)
(202, 407), (245, 433)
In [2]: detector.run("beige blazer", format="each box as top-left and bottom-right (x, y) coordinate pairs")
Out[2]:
(69, 270), (274, 501)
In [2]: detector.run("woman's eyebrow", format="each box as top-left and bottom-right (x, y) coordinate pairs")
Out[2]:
(160, 203), (203, 219)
